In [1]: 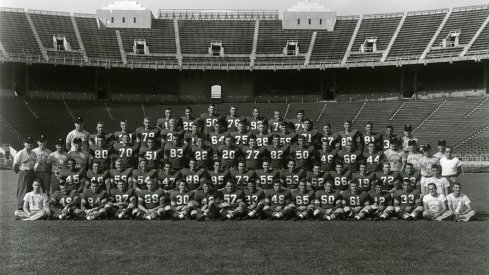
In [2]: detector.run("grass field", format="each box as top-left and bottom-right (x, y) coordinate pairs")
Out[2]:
(1, 171), (488, 274)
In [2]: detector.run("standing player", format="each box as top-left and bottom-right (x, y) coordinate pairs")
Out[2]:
(89, 122), (114, 146)
(181, 107), (196, 132)
(190, 133), (213, 170)
(296, 119), (320, 147)
(341, 181), (370, 220)
(192, 181), (218, 221)
(338, 120), (363, 151)
(290, 110), (306, 131)
(32, 134), (52, 195)
(241, 134), (267, 171)
(67, 137), (89, 170)
(278, 121), (297, 146)
(130, 159), (157, 191)
(264, 181), (292, 220)
(157, 108), (173, 129)
(394, 179), (423, 220)
(375, 162), (401, 193)
(313, 181), (343, 220)
(255, 123), (272, 147)
(112, 132), (139, 170)
(326, 162), (352, 191)
(217, 180), (246, 220)
(208, 159), (232, 190)
(47, 138), (68, 193)
(351, 161), (376, 192)
(226, 105), (241, 132)
(178, 158), (209, 191)
(380, 125), (398, 151)
(288, 181), (315, 220)
(160, 118), (183, 148)
(289, 135), (315, 172)
(169, 180), (195, 220)
(268, 110), (285, 133)
(255, 160), (280, 192)
(200, 103), (222, 133)
(133, 179), (166, 220)
(47, 182), (79, 220)
(18, 181), (49, 221)
(316, 140), (338, 172)
(401, 125), (418, 153)
(86, 161), (111, 191)
(88, 135), (113, 172)
(267, 134), (290, 170)
(243, 181), (265, 220)
(184, 121), (204, 146)
(364, 142), (384, 172)
(320, 123), (341, 150)
(136, 117), (160, 149)
(230, 120), (250, 147)
(105, 180), (137, 219)
(247, 106), (267, 132)
(305, 163), (327, 191)
(281, 160), (306, 191)
(78, 180), (109, 220)
(362, 122), (381, 151)
(208, 118), (228, 152)
(66, 116), (89, 152)
(163, 133), (189, 171)
(113, 120), (136, 144)
(337, 140), (362, 173)
(139, 137), (163, 170)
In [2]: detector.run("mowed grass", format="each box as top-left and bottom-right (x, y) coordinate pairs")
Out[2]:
(1, 171), (488, 274)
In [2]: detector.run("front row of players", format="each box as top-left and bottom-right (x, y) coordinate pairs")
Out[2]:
(19, 174), (475, 222)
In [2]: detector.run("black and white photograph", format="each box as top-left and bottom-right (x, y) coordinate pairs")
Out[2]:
(0, 0), (488, 273)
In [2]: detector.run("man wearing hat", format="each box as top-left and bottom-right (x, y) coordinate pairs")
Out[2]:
(12, 137), (37, 214)
(33, 134), (52, 195)
(401, 125), (418, 153)
(66, 116), (89, 152)
(47, 138), (68, 192)
(433, 140), (446, 160)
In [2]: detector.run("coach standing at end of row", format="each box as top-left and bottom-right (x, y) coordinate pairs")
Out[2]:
(12, 137), (37, 214)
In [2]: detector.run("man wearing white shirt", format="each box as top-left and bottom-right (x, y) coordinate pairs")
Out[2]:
(423, 183), (450, 221)
(420, 165), (450, 196)
(446, 182), (476, 222)
(66, 116), (89, 152)
(13, 137), (37, 213)
(440, 146), (462, 185)
(32, 134), (52, 195)
(433, 139), (446, 160)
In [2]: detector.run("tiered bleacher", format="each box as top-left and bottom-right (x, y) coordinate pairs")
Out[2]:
(0, 8), (42, 57)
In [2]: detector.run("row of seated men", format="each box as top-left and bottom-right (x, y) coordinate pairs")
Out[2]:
(19, 172), (475, 222)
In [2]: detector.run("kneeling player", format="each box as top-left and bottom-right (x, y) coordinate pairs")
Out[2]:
(341, 181), (369, 220)
(168, 180), (195, 220)
(48, 182), (79, 220)
(288, 181), (315, 220)
(243, 180), (265, 220)
(218, 180), (246, 220)
(133, 179), (166, 220)
(106, 180), (137, 219)
(264, 181), (292, 220)
(313, 181), (344, 220)
(192, 180), (218, 221)
(394, 179), (423, 220)
(77, 180), (109, 220)
(364, 183), (395, 220)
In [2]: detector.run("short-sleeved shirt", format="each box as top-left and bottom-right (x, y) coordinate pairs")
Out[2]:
(440, 157), (462, 177)
(420, 176), (450, 195)
(23, 191), (48, 211)
(66, 130), (90, 151)
(13, 149), (36, 171)
(446, 193), (471, 213)
(383, 149), (404, 172)
(423, 193), (446, 213)
(47, 151), (68, 174)
(32, 147), (52, 172)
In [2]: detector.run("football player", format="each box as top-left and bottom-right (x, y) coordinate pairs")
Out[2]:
(85, 161), (111, 191)
(47, 138), (68, 192)
(88, 121), (114, 146)
(133, 179), (166, 220)
(218, 135), (241, 169)
(163, 133), (189, 171)
(383, 138), (404, 172)
(217, 180), (246, 220)
(268, 110), (285, 133)
(226, 105), (241, 132)
(296, 119), (320, 147)
(169, 180), (195, 220)
(264, 181), (292, 220)
(247, 106), (267, 132)
(105, 180), (137, 219)
(364, 142), (384, 172)
(326, 162), (352, 191)
(157, 107), (173, 130)
(281, 159), (306, 190)
(200, 103), (222, 133)
(160, 118), (184, 148)
(58, 158), (86, 193)
(394, 179), (423, 220)
(113, 120), (136, 144)
(255, 122), (272, 147)
(380, 125), (398, 152)
(78, 180), (109, 220)
(241, 134), (267, 171)
(181, 106), (195, 132)
(190, 133), (213, 170)
(208, 159), (231, 190)
(290, 109), (305, 131)
(320, 123), (340, 150)
(313, 181), (343, 220)
(208, 117), (228, 152)
(289, 135), (315, 171)
(255, 159), (280, 192)
(305, 163), (327, 191)
(47, 182), (79, 220)
(266, 134), (290, 170)
(278, 121), (297, 146)
(192, 180), (218, 221)
(243, 180), (265, 220)
(112, 132), (139, 170)
(88, 134), (113, 172)
(362, 122), (381, 151)
(230, 119), (250, 147)
(316, 140), (338, 172)
(339, 120), (363, 151)
(178, 158), (209, 191)
(157, 161), (177, 191)
(364, 183), (395, 220)
(136, 117), (160, 149)
(341, 181), (369, 220)
(375, 162), (401, 193)
(67, 137), (89, 170)
(130, 159), (157, 191)
(337, 140), (362, 173)
(400, 162), (421, 189)
(351, 161), (376, 192)
(231, 160), (256, 189)
(139, 137), (163, 170)
(109, 158), (133, 191)
(288, 181), (315, 220)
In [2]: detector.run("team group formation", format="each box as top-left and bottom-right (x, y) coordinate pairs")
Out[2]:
(13, 104), (476, 222)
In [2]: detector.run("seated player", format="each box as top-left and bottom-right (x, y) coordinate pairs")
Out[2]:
(17, 181), (49, 221)
(446, 182), (476, 222)
(85, 161), (110, 191)
(48, 182), (79, 220)
(341, 181), (369, 220)
(264, 181), (292, 220)
(422, 183), (450, 221)
(243, 180), (265, 220)
(217, 180), (246, 220)
(58, 158), (86, 194)
(192, 181), (218, 221)
(394, 179), (423, 221)
(351, 161), (376, 192)
(326, 161), (352, 191)
(133, 179), (167, 220)
(375, 162), (401, 193)
(421, 164), (450, 196)
(157, 161), (177, 192)
(105, 180), (137, 219)
(288, 181), (315, 220)
(313, 181), (343, 221)
(77, 180), (109, 220)
(363, 183), (395, 220)
(109, 158), (133, 192)
(255, 159), (280, 193)
(305, 163), (327, 191)
(280, 160), (305, 191)
(169, 180), (195, 220)
(130, 159), (157, 192)
(208, 159), (231, 190)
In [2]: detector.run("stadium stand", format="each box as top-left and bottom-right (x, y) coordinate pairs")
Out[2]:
(468, 13), (489, 53)
(310, 18), (358, 63)
(28, 10), (84, 61)
(387, 10), (447, 59)
(74, 15), (122, 63)
(347, 13), (402, 62)
(0, 8), (42, 57)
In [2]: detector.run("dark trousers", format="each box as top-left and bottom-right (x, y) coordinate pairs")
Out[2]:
(17, 170), (36, 210)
